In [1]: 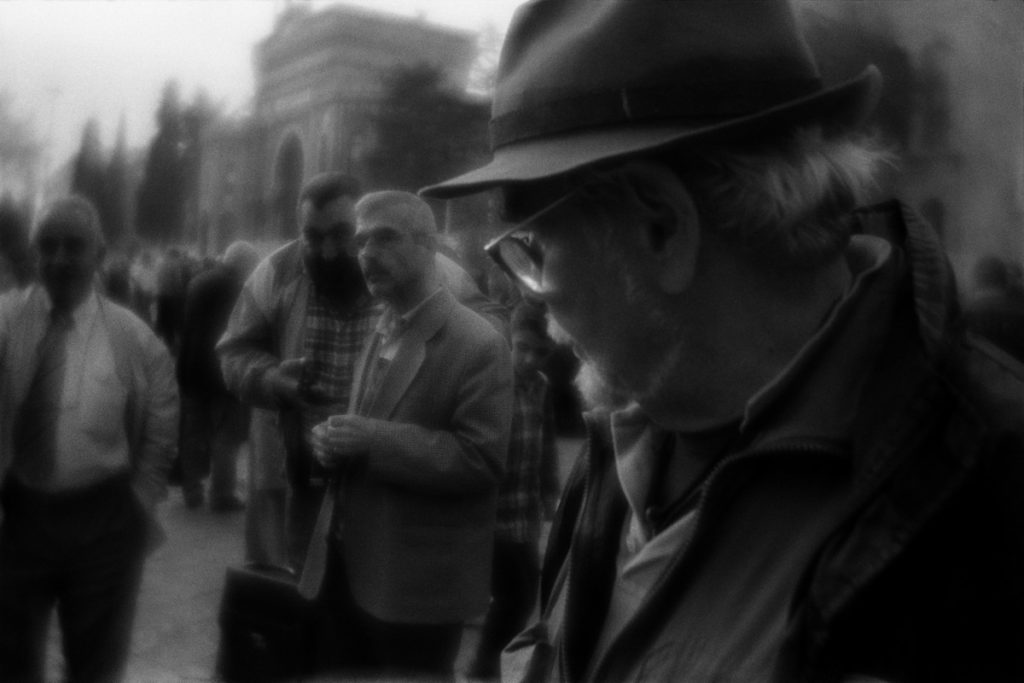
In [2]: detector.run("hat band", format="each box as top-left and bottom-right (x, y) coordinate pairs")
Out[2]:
(491, 78), (823, 148)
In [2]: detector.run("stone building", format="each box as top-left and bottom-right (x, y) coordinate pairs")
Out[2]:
(201, 1), (1024, 289)
(198, 3), (476, 254)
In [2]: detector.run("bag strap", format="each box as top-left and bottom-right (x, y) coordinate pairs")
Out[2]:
(297, 365), (363, 599)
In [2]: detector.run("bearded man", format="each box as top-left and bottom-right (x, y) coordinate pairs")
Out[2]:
(423, 1), (1024, 681)
(219, 172), (378, 570)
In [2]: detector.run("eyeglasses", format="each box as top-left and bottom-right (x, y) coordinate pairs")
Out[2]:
(484, 184), (589, 295)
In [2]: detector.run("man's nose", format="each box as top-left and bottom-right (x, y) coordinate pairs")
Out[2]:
(357, 239), (381, 260)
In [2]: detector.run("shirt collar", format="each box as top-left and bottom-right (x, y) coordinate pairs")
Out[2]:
(611, 402), (667, 531)
(376, 286), (443, 340)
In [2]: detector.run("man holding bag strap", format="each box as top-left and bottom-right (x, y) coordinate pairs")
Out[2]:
(308, 190), (513, 680)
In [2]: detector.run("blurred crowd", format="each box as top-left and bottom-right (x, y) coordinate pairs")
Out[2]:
(0, 181), (572, 681)
(2, 1), (1024, 681)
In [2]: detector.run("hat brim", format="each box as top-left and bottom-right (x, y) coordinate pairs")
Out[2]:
(422, 66), (881, 199)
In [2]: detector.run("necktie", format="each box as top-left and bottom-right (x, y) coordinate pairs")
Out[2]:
(12, 310), (72, 486)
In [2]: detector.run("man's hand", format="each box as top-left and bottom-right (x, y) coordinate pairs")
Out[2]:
(312, 414), (379, 469)
(265, 358), (307, 409)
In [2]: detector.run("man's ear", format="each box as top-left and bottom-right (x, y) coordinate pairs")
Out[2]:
(619, 161), (701, 294)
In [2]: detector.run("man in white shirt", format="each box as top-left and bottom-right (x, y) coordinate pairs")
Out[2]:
(0, 195), (178, 682)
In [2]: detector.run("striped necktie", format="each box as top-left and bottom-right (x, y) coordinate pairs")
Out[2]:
(12, 309), (73, 486)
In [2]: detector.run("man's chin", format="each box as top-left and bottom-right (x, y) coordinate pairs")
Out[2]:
(546, 317), (574, 347)
(575, 360), (630, 413)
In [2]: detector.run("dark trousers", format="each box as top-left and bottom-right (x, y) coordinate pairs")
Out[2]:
(179, 392), (248, 503)
(0, 474), (147, 683)
(470, 538), (541, 677)
(321, 544), (463, 681)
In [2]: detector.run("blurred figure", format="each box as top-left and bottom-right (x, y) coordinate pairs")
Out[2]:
(177, 240), (261, 511)
(309, 190), (513, 680)
(0, 197), (36, 289)
(218, 172), (378, 570)
(0, 195), (178, 682)
(0, 252), (19, 294)
(154, 247), (191, 354)
(423, 1), (1024, 680)
(129, 249), (159, 325)
(468, 299), (560, 680)
(101, 253), (134, 309)
(485, 263), (522, 311)
(964, 254), (1024, 363)
(438, 251), (511, 338)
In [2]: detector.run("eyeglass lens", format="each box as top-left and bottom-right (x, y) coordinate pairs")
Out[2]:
(495, 238), (544, 293)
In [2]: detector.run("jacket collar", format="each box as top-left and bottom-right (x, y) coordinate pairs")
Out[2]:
(358, 287), (452, 419)
(854, 200), (963, 364)
(789, 202), (992, 673)
(578, 202), (989, 676)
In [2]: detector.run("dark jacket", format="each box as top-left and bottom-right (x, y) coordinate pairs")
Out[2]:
(177, 263), (243, 397)
(530, 202), (1024, 682)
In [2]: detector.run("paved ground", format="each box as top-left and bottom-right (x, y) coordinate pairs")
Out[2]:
(41, 436), (584, 682)
(125, 496), (246, 683)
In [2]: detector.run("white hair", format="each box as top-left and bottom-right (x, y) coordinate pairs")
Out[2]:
(356, 190), (438, 247)
(672, 126), (893, 266)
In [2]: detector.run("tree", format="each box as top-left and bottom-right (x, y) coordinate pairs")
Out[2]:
(136, 82), (217, 247)
(104, 116), (131, 247)
(466, 23), (503, 98)
(179, 90), (216, 246)
(361, 64), (490, 193)
(70, 117), (108, 234)
(136, 80), (187, 245)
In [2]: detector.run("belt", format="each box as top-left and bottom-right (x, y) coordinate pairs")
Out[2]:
(2, 470), (133, 512)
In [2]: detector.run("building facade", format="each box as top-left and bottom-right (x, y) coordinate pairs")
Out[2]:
(198, 4), (476, 254)
(201, 1), (1024, 289)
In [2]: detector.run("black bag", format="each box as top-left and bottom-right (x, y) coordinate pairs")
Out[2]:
(215, 563), (336, 682)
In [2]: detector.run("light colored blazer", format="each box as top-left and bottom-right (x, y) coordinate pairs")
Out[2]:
(217, 242), (507, 492)
(341, 287), (513, 624)
(0, 285), (178, 529)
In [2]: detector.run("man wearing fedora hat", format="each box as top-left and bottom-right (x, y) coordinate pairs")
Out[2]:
(424, 1), (1024, 681)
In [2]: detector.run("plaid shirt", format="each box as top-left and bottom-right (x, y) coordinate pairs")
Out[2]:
(301, 290), (380, 452)
(496, 370), (560, 544)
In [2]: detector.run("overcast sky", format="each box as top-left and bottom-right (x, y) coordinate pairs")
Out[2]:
(0, 0), (522, 169)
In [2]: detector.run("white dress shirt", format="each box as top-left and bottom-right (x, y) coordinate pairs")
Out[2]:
(45, 291), (131, 491)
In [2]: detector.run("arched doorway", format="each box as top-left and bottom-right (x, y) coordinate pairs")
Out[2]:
(274, 133), (304, 240)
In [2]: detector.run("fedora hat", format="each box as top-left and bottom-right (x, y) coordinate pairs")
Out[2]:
(422, 0), (881, 199)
